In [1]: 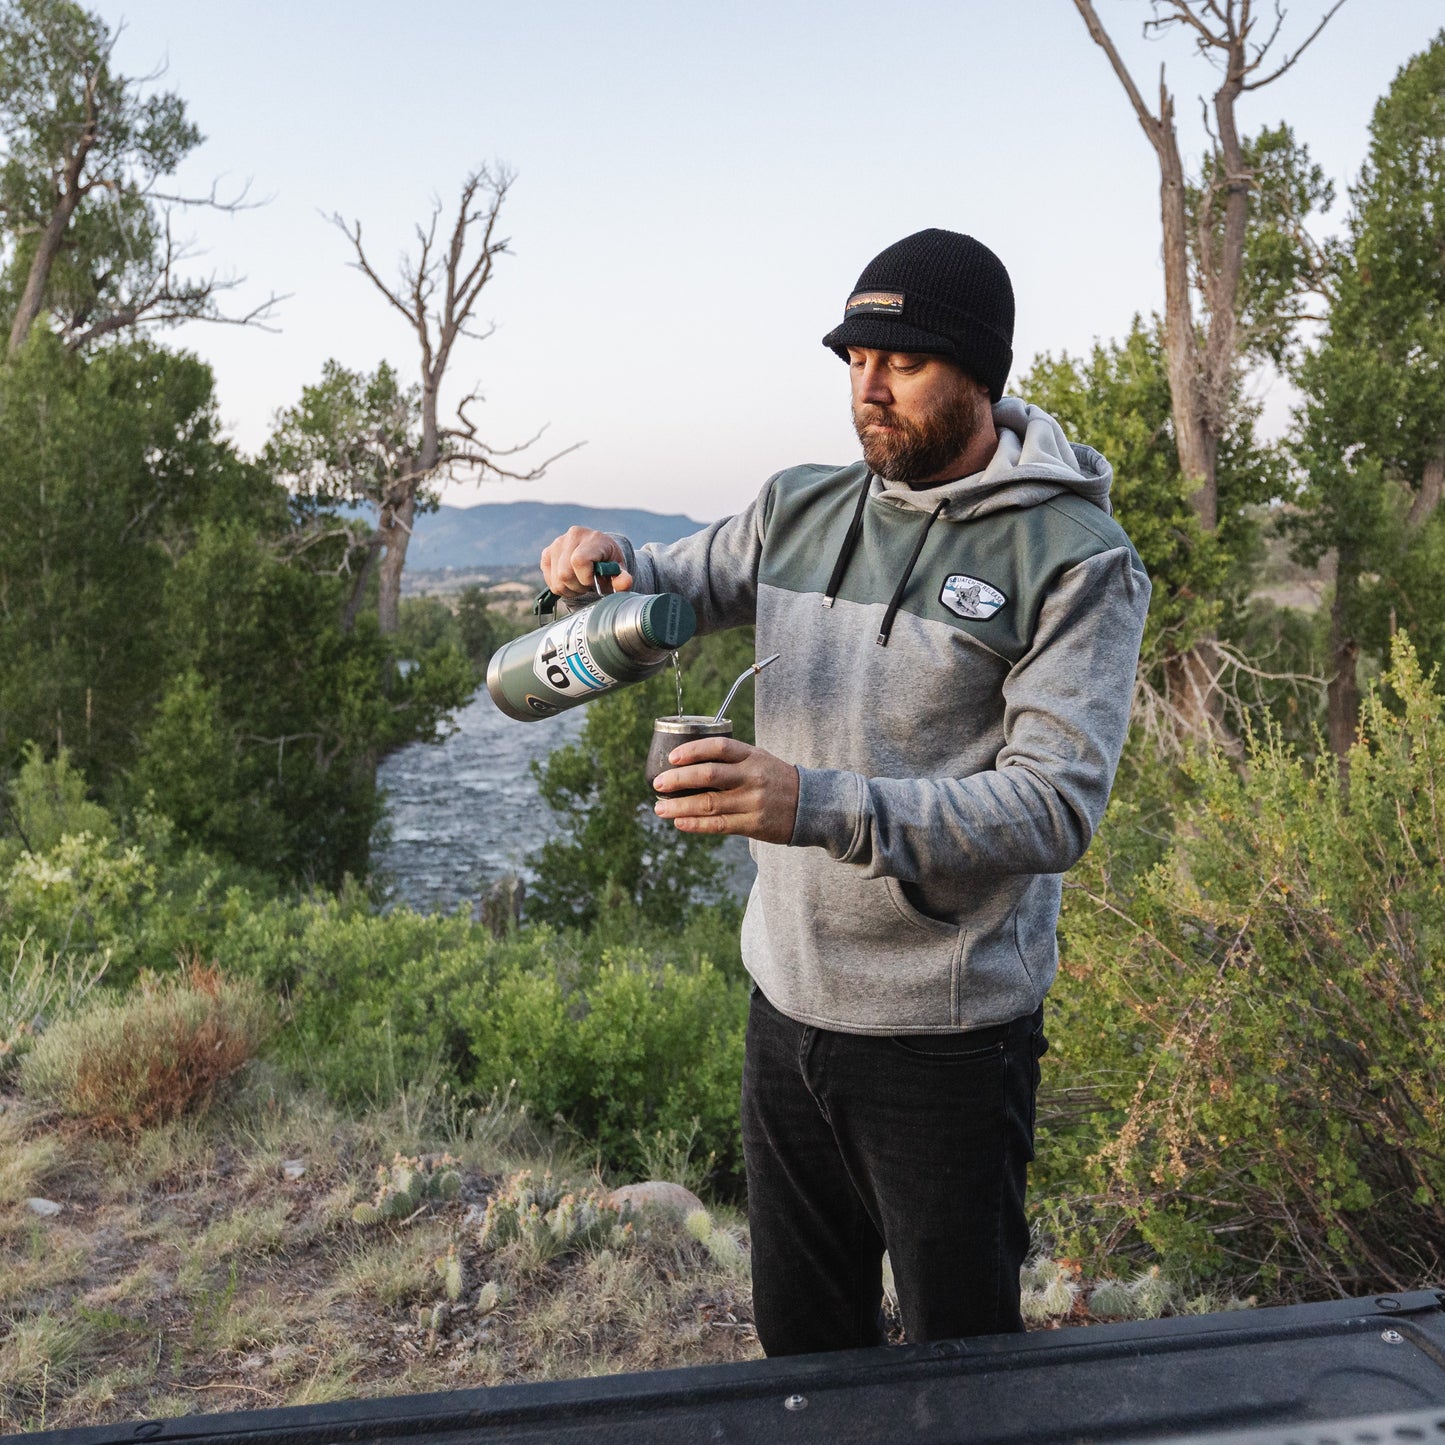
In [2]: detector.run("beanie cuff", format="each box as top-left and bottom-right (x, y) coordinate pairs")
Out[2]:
(821, 311), (1012, 404)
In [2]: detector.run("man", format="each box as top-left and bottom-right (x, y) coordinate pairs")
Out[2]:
(540, 229), (1150, 1355)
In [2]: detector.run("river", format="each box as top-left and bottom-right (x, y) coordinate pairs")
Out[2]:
(374, 689), (586, 915)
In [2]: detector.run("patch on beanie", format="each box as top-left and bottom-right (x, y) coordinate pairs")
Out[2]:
(845, 289), (905, 317)
(939, 574), (1006, 621)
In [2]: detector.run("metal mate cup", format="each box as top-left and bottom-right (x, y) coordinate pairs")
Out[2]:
(645, 715), (733, 797)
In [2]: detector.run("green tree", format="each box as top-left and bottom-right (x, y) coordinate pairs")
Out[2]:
(0, 332), (248, 781)
(1018, 318), (1286, 748)
(263, 360), (428, 635)
(0, 332), (472, 885)
(456, 586), (514, 666)
(1290, 31), (1445, 759)
(131, 519), (473, 886)
(0, 0), (272, 356)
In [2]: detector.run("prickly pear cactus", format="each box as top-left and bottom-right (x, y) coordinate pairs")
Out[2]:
(478, 1170), (631, 1262)
(476, 1280), (509, 1316)
(684, 1207), (747, 1275)
(352, 1152), (463, 1227)
(435, 1244), (465, 1302)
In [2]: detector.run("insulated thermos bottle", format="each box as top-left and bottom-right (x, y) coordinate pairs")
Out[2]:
(486, 564), (697, 721)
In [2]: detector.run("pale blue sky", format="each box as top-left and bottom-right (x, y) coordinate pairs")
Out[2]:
(110, 1), (1443, 520)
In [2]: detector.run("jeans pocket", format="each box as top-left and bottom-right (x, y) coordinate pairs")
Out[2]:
(888, 1030), (1007, 1064)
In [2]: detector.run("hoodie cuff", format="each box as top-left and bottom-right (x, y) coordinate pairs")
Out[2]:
(790, 767), (866, 859)
(606, 532), (653, 592)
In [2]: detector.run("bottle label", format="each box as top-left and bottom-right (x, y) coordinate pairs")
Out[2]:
(532, 613), (618, 696)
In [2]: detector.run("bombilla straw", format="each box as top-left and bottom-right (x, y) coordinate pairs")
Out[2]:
(715, 653), (781, 722)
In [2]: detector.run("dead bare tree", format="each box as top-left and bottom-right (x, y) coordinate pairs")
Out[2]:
(332, 164), (579, 636)
(1072, 0), (1346, 735)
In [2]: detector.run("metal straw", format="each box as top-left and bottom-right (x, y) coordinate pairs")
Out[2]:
(715, 653), (781, 722)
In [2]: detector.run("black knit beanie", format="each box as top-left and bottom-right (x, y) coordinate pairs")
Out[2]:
(821, 229), (1015, 403)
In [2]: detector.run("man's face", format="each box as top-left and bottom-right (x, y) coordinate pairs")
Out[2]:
(849, 348), (989, 484)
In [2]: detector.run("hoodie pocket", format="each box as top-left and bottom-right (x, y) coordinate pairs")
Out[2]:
(754, 850), (964, 1030)
(885, 878), (958, 938)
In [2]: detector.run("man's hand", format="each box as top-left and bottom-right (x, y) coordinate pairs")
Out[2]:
(653, 737), (799, 845)
(540, 526), (634, 597)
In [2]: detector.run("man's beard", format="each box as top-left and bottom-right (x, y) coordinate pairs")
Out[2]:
(853, 388), (987, 484)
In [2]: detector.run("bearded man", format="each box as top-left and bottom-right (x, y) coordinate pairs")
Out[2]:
(539, 229), (1151, 1355)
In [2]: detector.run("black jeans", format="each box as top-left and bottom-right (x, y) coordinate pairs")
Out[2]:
(741, 986), (1044, 1356)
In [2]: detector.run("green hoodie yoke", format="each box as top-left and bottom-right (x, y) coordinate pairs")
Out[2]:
(759, 460), (1142, 667)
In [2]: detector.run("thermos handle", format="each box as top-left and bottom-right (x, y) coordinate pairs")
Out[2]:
(533, 560), (622, 616)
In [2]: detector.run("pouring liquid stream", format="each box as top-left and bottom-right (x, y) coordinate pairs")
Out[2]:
(671, 652), (683, 719)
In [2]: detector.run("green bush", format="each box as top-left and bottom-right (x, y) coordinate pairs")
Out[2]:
(463, 950), (748, 1183)
(211, 884), (748, 1184)
(1041, 633), (1445, 1297)
(1, 748), (274, 991)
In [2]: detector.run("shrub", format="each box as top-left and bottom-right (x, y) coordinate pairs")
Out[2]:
(1043, 634), (1445, 1296)
(20, 962), (272, 1131)
(214, 885), (749, 1186)
(462, 951), (749, 1184)
(1, 933), (109, 1071)
(2, 748), (279, 992)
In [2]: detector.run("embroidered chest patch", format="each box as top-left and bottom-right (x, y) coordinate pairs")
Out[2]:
(939, 574), (1007, 621)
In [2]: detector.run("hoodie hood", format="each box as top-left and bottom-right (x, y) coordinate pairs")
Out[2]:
(874, 396), (1114, 521)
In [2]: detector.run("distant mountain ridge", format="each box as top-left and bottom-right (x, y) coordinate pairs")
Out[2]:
(399, 501), (705, 570)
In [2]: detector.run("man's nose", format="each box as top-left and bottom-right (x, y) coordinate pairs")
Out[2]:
(857, 359), (893, 404)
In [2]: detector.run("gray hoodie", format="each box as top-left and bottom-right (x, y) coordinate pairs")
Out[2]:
(616, 398), (1150, 1034)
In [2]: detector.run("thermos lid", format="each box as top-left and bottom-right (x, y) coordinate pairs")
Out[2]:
(639, 593), (697, 651)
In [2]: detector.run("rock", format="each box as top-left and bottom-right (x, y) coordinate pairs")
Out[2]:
(476, 876), (525, 937)
(461, 1203), (488, 1229)
(608, 1181), (705, 1220)
(25, 1197), (61, 1217)
(282, 1159), (306, 1180)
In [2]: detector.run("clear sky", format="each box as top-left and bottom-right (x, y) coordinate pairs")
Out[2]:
(109, 1), (1443, 522)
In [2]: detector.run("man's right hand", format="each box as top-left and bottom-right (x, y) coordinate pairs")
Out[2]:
(539, 527), (634, 597)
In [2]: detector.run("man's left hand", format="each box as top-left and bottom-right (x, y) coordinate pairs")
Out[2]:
(653, 738), (799, 845)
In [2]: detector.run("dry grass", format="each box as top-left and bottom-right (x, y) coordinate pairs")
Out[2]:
(19, 964), (271, 1133)
(0, 1108), (64, 1206)
(0, 1079), (761, 1435)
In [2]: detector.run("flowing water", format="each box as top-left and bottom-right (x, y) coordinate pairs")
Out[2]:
(671, 651), (683, 719)
(374, 690), (586, 915)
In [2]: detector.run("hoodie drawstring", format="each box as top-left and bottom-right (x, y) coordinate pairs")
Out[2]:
(877, 501), (946, 647)
(822, 471), (874, 608)
(820, 472), (946, 646)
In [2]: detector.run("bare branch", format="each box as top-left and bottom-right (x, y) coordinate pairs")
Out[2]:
(328, 212), (421, 330)
(139, 175), (269, 213)
(1244, 2), (1289, 75)
(62, 209), (285, 347)
(1242, 0), (1348, 90)
(1074, 0), (1166, 141)
(1147, 0), (1230, 56)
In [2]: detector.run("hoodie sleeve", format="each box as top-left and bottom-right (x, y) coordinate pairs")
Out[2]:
(789, 545), (1151, 880)
(609, 476), (776, 635)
